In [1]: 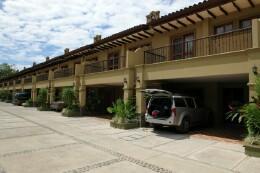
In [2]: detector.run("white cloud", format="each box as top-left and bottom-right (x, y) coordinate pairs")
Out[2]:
(0, 0), (203, 70)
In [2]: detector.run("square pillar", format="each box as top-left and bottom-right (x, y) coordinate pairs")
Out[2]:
(123, 69), (135, 102)
(79, 85), (86, 115)
(252, 18), (260, 48)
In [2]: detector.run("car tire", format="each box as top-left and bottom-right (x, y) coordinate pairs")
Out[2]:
(176, 117), (190, 133)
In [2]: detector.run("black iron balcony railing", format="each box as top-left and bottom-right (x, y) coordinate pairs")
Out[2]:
(36, 73), (48, 82)
(145, 27), (252, 64)
(15, 79), (21, 84)
(24, 77), (32, 84)
(84, 56), (126, 74)
(54, 68), (74, 79)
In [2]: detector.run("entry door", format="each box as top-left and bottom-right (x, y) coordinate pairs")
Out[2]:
(108, 53), (119, 70)
(172, 34), (194, 60)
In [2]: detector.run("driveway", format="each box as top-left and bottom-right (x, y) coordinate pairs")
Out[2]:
(0, 102), (259, 173)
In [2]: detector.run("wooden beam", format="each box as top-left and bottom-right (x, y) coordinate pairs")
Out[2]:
(177, 20), (187, 27)
(121, 38), (132, 43)
(186, 16), (196, 24)
(160, 25), (171, 32)
(196, 13), (204, 21)
(137, 32), (149, 38)
(143, 30), (154, 36)
(111, 41), (122, 46)
(107, 43), (118, 47)
(248, 0), (255, 7)
(126, 36), (137, 42)
(232, 2), (241, 12)
(152, 28), (163, 34)
(131, 35), (143, 40)
(115, 40), (126, 44)
(168, 23), (178, 29)
(207, 9), (216, 18)
(219, 6), (228, 16)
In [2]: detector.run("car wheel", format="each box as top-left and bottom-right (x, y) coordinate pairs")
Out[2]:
(177, 117), (190, 133)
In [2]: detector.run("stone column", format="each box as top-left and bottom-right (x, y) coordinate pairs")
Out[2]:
(123, 68), (135, 102)
(252, 18), (260, 48)
(79, 85), (86, 115)
(48, 70), (54, 104)
(135, 65), (146, 125)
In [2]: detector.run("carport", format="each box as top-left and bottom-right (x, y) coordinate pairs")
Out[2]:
(146, 74), (248, 139)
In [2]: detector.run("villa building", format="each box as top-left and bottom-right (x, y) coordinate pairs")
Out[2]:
(1, 0), (260, 127)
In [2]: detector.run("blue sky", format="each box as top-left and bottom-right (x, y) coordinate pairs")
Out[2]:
(0, 0), (202, 70)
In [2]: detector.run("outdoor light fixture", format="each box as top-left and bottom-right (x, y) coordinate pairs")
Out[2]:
(136, 76), (141, 83)
(252, 65), (258, 75)
(123, 78), (127, 84)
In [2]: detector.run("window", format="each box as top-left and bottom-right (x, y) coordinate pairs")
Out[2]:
(240, 19), (252, 29)
(174, 98), (186, 107)
(172, 33), (194, 60)
(186, 98), (195, 108)
(215, 23), (233, 34)
(108, 52), (119, 70)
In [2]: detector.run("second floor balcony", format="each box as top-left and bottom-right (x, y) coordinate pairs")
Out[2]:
(36, 73), (48, 82)
(54, 68), (74, 79)
(145, 27), (252, 64)
(24, 77), (32, 84)
(15, 79), (21, 84)
(84, 56), (126, 74)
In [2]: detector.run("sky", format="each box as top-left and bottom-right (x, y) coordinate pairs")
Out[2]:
(0, 0), (203, 70)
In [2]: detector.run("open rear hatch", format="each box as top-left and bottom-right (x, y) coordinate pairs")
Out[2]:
(141, 89), (173, 119)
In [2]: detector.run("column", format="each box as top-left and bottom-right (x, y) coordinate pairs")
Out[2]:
(123, 69), (135, 102)
(79, 85), (86, 115)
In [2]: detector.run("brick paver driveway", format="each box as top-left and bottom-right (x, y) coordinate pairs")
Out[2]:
(0, 102), (259, 173)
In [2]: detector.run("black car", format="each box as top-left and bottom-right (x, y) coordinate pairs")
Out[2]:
(13, 92), (30, 106)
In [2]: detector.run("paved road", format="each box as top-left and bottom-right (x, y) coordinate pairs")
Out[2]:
(0, 102), (259, 173)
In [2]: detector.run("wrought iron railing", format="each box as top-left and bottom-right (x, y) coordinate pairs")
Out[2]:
(84, 56), (126, 74)
(36, 73), (48, 82)
(24, 77), (32, 84)
(54, 68), (74, 79)
(144, 27), (252, 64)
(15, 79), (21, 84)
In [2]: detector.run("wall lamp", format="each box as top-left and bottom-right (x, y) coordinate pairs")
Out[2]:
(252, 65), (258, 75)
(136, 76), (141, 83)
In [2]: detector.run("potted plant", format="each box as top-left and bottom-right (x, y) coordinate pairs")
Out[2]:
(36, 88), (49, 111)
(227, 77), (260, 157)
(23, 98), (33, 107)
(61, 87), (80, 117)
(107, 98), (139, 129)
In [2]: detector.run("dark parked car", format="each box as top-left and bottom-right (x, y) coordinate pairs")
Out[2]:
(13, 92), (30, 106)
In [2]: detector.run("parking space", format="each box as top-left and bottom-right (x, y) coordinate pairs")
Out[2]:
(0, 102), (259, 173)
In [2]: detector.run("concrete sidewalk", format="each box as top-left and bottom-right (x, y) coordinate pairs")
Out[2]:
(0, 102), (259, 173)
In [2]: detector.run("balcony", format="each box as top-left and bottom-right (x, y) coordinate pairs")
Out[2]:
(144, 28), (252, 64)
(54, 68), (74, 79)
(36, 73), (48, 82)
(24, 77), (32, 84)
(15, 79), (21, 84)
(84, 56), (126, 74)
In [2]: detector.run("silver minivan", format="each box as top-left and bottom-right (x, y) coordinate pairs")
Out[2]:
(143, 89), (210, 133)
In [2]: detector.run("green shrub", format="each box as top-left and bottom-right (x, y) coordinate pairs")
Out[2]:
(107, 98), (136, 124)
(37, 88), (48, 108)
(62, 87), (75, 109)
(24, 98), (33, 107)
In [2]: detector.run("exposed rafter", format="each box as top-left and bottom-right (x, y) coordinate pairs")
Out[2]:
(121, 38), (132, 43)
(143, 30), (154, 36)
(186, 16), (196, 24)
(152, 28), (163, 34)
(219, 6), (228, 16)
(196, 13), (204, 21)
(137, 33), (149, 38)
(168, 23), (178, 29)
(107, 43), (118, 47)
(131, 35), (143, 40)
(126, 36), (137, 42)
(232, 2), (241, 12)
(207, 9), (216, 18)
(111, 41), (122, 46)
(115, 40), (127, 44)
(248, 0), (255, 7)
(177, 20), (187, 27)
(160, 25), (171, 32)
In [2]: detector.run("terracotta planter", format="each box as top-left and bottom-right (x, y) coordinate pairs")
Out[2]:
(244, 143), (260, 158)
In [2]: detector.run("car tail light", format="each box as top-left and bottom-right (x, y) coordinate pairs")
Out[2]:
(171, 107), (176, 115)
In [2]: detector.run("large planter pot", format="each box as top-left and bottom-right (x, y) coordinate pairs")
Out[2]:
(62, 108), (80, 117)
(244, 143), (260, 158)
(110, 120), (139, 130)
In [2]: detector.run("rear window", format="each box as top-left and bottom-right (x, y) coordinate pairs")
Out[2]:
(174, 98), (186, 107)
(186, 98), (195, 108)
(150, 97), (172, 107)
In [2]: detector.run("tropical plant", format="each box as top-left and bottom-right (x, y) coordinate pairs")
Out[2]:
(62, 87), (76, 109)
(227, 77), (260, 139)
(37, 88), (48, 108)
(107, 98), (136, 123)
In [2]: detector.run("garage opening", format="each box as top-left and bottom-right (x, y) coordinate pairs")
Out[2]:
(147, 74), (248, 141)
(85, 86), (123, 116)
